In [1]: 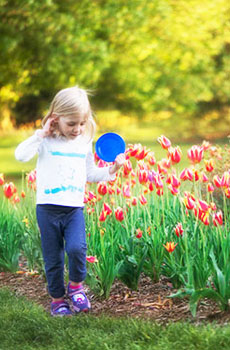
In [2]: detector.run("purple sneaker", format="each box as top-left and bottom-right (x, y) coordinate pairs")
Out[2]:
(67, 283), (91, 313)
(51, 300), (73, 317)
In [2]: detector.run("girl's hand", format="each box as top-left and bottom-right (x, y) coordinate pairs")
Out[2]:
(109, 153), (126, 175)
(36, 117), (58, 138)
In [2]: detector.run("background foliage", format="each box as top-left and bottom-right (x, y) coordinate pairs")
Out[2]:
(0, 0), (229, 134)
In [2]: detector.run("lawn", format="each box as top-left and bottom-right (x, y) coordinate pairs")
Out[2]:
(1, 288), (230, 350)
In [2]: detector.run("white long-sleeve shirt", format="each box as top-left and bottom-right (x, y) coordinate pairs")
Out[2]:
(15, 131), (114, 206)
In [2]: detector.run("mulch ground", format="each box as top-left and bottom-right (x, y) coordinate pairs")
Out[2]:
(1, 269), (230, 325)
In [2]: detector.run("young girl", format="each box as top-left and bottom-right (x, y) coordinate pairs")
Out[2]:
(15, 87), (125, 316)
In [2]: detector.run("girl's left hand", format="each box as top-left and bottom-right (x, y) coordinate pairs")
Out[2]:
(109, 153), (126, 175)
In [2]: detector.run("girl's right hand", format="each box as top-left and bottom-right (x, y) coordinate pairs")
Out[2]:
(36, 117), (57, 138)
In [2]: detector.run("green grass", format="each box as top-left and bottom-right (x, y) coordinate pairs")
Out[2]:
(0, 288), (230, 350)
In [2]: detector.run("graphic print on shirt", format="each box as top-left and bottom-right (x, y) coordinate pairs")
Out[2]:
(44, 150), (86, 195)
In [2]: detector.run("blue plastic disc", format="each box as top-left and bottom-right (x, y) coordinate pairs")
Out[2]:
(95, 133), (126, 162)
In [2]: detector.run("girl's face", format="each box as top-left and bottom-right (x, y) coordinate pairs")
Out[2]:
(57, 115), (87, 139)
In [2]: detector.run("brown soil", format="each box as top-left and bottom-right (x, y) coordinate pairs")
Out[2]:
(1, 270), (230, 324)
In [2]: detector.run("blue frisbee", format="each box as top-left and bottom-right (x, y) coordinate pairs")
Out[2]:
(95, 133), (126, 162)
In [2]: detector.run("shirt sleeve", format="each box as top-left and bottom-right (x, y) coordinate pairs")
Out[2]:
(86, 142), (116, 183)
(15, 130), (44, 162)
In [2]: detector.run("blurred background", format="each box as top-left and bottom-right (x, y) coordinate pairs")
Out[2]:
(0, 0), (230, 178)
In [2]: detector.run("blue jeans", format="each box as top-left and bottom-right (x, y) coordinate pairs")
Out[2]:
(36, 204), (87, 298)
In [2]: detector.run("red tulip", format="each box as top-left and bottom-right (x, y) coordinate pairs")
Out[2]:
(207, 183), (214, 192)
(21, 190), (26, 198)
(213, 211), (223, 226)
(221, 172), (230, 188)
(99, 210), (108, 222)
(157, 135), (171, 149)
(198, 199), (209, 212)
(174, 223), (183, 237)
(205, 159), (214, 172)
(213, 175), (222, 188)
(86, 256), (98, 263)
(123, 159), (132, 177)
(122, 184), (131, 198)
(97, 182), (108, 196)
(187, 145), (204, 164)
(0, 173), (4, 186)
(139, 194), (147, 205)
(131, 197), (138, 206)
(147, 152), (156, 166)
(115, 207), (125, 221)
(168, 146), (182, 164)
(3, 182), (17, 199)
(180, 168), (193, 181)
(168, 185), (179, 196)
(103, 202), (112, 215)
(138, 169), (149, 185)
(136, 228), (143, 239)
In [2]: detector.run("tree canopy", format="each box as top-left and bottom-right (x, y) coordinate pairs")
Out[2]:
(0, 0), (229, 125)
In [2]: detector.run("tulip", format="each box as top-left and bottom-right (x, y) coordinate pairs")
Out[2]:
(205, 159), (214, 172)
(88, 191), (96, 200)
(149, 182), (154, 192)
(168, 146), (182, 164)
(168, 185), (179, 196)
(139, 194), (147, 205)
(213, 211), (223, 226)
(99, 210), (108, 222)
(174, 223), (183, 237)
(147, 152), (156, 166)
(3, 182), (17, 199)
(221, 172), (230, 188)
(210, 202), (217, 211)
(131, 197), (138, 206)
(163, 242), (178, 253)
(225, 188), (230, 198)
(0, 173), (4, 186)
(187, 145), (204, 164)
(122, 184), (131, 198)
(153, 173), (164, 189)
(136, 228), (143, 239)
(184, 196), (196, 210)
(207, 183), (214, 192)
(157, 135), (171, 149)
(202, 140), (211, 150)
(198, 199), (209, 212)
(86, 256), (98, 263)
(180, 168), (193, 181)
(21, 190), (26, 198)
(200, 211), (210, 226)
(201, 173), (209, 183)
(86, 207), (95, 214)
(115, 207), (125, 221)
(138, 169), (149, 184)
(123, 159), (132, 177)
(97, 182), (108, 196)
(157, 162), (168, 174)
(103, 202), (112, 215)
(126, 144), (139, 157)
(27, 170), (36, 184)
(213, 175), (222, 188)
(12, 194), (20, 204)
(135, 146), (149, 160)
(156, 188), (164, 196)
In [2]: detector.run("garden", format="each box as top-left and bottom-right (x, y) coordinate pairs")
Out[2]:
(1, 134), (230, 325)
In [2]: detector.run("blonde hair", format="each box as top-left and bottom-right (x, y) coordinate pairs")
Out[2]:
(42, 86), (96, 141)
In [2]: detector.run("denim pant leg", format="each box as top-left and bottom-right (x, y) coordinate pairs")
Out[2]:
(64, 207), (87, 283)
(36, 205), (65, 298)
